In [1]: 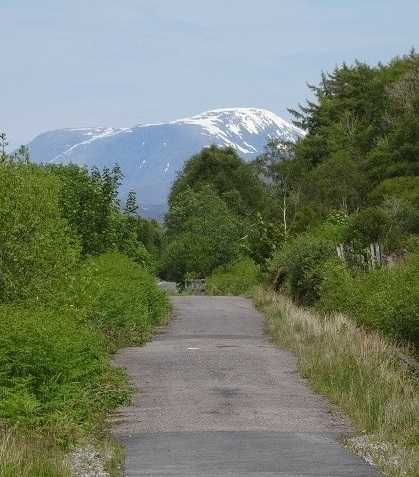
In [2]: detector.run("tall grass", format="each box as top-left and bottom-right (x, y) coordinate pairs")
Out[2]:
(0, 428), (70, 477)
(254, 287), (419, 477)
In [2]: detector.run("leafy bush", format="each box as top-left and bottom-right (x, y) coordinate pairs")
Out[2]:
(207, 258), (262, 295)
(344, 207), (390, 248)
(0, 164), (80, 303)
(319, 254), (419, 345)
(0, 252), (169, 443)
(0, 305), (129, 439)
(0, 159), (169, 471)
(58, 252), (169, 349)
(270, 230), (336, 305)
(316, 259), (357, 314)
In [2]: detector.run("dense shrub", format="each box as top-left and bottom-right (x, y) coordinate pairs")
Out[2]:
(207, 258), (262, 295)
(0, 305), (129, 438)
(0, 252), (169, 444)
(316, 259), (357, 314)
(270, 231), (336, 305)
(344, 207), (390, 248)
(47, 164), (123, 257)
(0, 164), (80, 303)
(58, 252), (169, 349)
(319, 254), (419, 345)
(0, 158), (169, 472)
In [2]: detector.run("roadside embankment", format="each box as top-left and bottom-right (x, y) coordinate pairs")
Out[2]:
(253, 287), (419, 477)
(0, 253), (169, 477)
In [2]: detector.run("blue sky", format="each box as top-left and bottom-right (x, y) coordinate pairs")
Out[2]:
(1, 0), (418, 147)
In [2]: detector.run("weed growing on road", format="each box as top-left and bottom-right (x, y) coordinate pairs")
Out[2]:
(254, 287), (419, 477)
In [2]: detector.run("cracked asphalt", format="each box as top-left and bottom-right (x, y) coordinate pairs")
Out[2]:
(112, 296), (382, 476)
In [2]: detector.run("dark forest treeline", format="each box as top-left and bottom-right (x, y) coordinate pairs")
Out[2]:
(160, 51), (419, 346)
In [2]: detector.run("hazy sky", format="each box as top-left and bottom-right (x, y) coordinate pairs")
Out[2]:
(1, 0), (418, 147)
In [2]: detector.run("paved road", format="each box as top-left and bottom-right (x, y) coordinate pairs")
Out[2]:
(113, 296), (382, 476)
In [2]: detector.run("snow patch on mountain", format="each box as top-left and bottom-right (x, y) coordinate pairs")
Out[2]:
(28, 108), (304, 217)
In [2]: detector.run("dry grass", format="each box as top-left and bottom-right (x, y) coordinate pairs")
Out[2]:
(254, 287), (419, 477)
(0, 427), (71, 477)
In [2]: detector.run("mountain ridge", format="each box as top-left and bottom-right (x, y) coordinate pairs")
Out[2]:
(28, 108), (304, 217)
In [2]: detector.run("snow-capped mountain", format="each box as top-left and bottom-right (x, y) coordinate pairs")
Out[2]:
(28, 108), (304, 217)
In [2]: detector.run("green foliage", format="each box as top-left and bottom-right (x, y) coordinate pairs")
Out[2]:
(207, 258), (262, 296)
(282, 51), (419, 231)
(319, 255), (419, 346)
(0, 152), (169, 467)
(169, 145), (267, 217)
(343, 204), (419, 254)
(113, 212), (155, 271)
(136, 217), (163, 257)
(48, 164), (123, 256)
(241, 212), (284, 267)
(0, 252), (168, 445)
(0, 304), (129, 438)
(47, 165), (162, 262)
(270, 226), (339, 305)
(369, 176), (419, 207)
(253, 139), (306, 239)
(261, 51), (419, 347)
(316, 259), (360, 314)
(0, 163), (80, 303)
(161, 186), (242, 282)
(344, 207), (390, 248)
(60, 252), (169, 349)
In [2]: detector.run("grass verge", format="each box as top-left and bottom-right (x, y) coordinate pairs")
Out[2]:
(0, 428), (71, 477)
(253, 287), (419, 477)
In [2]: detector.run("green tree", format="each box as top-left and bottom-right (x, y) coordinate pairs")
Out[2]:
(0, 163), (80, 303)
(124, 190), (139, 216)
(255, 138), (303, 238)
(272, 50), (419, 232)
(48, 164), (123, 256)
(11, 145), (30, 163)
(169, 145), (267, 217)
(161, 186), (242, 282)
